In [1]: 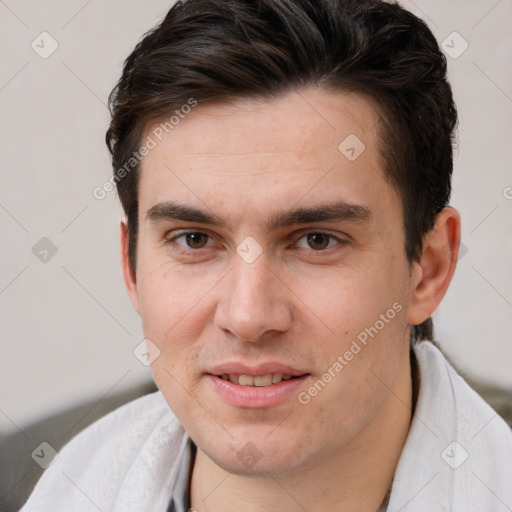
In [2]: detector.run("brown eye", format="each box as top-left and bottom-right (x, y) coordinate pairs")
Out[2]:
(306, 233), (331, 250)
(178, 232), (209, 249)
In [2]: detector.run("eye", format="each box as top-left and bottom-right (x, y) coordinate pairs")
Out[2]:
(174, 232), (211, 249)
(296, 232), (341, 251)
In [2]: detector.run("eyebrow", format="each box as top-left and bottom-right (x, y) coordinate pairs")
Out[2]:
(146, 200), (372, 230)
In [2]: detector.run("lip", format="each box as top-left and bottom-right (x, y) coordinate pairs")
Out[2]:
(206, 362), (310, 409)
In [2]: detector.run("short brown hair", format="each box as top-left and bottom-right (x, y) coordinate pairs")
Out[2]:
(106, 0), (457, 342)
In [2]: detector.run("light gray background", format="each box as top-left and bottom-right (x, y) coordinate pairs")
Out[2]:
(1, 0), (511, 436)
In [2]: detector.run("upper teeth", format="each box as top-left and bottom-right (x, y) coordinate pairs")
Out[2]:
(220, 373), (294, 386)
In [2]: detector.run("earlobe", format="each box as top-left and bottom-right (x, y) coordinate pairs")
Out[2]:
(120, 218), (140, 313)
(406, 207), (461, 326)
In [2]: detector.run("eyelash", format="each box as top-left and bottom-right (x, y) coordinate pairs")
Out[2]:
(166, 230), (347, 254)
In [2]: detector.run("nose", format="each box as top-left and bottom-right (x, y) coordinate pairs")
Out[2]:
(214, 254), (293, 343)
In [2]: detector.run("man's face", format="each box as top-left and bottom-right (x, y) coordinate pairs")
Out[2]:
(127, 90), (416, 476)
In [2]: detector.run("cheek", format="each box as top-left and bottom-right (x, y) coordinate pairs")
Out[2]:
(296, 307), (407, 449)
(290, 256), (404, 340)
(137, 261), (214, 338)
(136, 265), (209, 424)
(292, 256), (408, 412)
(135, 264), (216, 396)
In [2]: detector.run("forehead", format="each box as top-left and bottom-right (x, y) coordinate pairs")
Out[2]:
(143, 90), (382, 165)
(138, 89), (400, 230)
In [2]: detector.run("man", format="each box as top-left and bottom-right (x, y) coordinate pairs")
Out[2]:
(21, 0), (512, 511)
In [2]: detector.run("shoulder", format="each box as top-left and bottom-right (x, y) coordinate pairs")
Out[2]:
(414, 341), (512, 441)
(57, 390), (181, 462)
(20, 391), (187, 512)
(393, 341), (512, 510)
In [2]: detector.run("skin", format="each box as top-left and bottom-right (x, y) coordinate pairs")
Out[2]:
(121, 89), (461, 511)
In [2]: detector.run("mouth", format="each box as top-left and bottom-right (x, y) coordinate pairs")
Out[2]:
(217, 373), (301, 386)
(207, 363), (310, 408)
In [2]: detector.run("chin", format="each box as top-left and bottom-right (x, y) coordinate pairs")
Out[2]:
(210, 448), (300, 477)
(201, 433), (316, 478)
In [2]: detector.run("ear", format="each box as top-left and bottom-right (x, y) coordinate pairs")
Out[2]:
(407, 207), (461, 326)
(120, 217), (140, 313)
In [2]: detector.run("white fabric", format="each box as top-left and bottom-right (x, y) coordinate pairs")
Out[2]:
(387, 343), (512, 511)
(20, 342), (512, 512)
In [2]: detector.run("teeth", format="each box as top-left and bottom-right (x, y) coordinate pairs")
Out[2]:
(253, 375), (273, 387)
(222, 373), (295, 386)
(238, 375), (254, 386)
(272, 373), (283, 383)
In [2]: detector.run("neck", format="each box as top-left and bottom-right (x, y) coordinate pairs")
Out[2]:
(191, 344), (413, 512)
